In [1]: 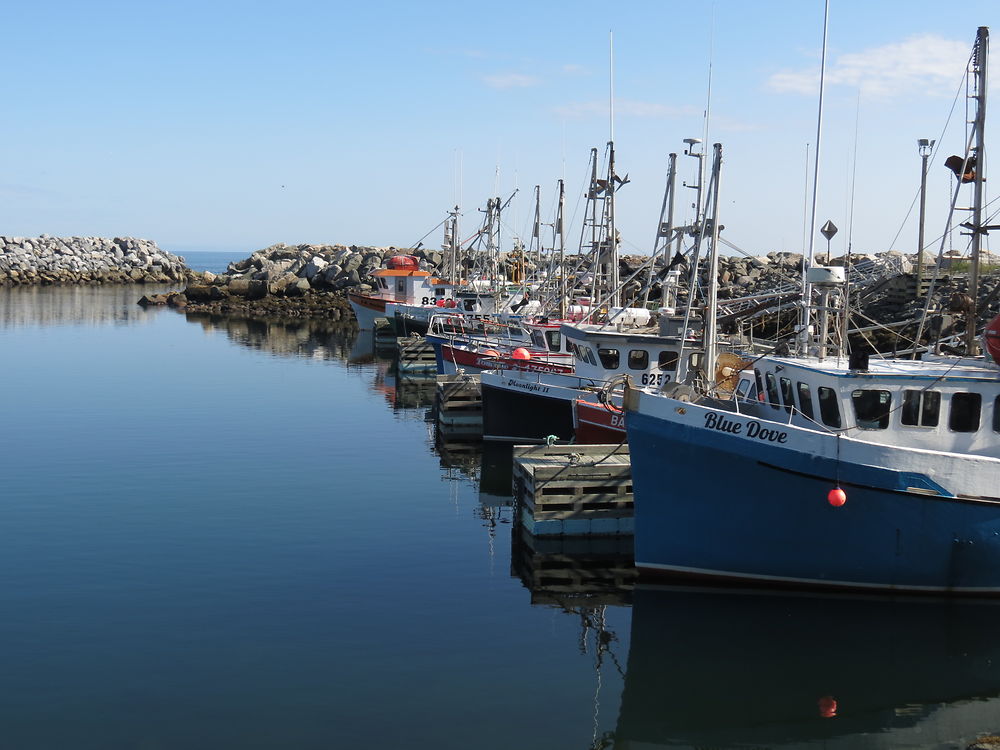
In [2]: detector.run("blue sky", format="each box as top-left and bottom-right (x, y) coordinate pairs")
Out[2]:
(1, 1), (996, 260)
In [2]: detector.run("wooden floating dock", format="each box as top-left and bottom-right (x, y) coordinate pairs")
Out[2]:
(436, 373), (482, 437)
(397, 335), (437, 373)
(512, 444), (633, 537)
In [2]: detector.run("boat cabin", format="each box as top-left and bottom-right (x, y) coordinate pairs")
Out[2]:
(561, 320), (705, 389)
(733, 355), (1000, 458)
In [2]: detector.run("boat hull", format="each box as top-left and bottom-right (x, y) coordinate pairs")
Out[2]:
(481, 378), (576, 443)
(574, 399), (627, 444)
(347, 293), (388, 329)
(625, 393), (1000, 594)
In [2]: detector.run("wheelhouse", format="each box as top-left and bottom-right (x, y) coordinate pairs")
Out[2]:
(733, 356), (1000, 458)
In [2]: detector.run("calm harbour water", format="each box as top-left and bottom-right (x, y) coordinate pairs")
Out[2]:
(2, 277), (1000, 749)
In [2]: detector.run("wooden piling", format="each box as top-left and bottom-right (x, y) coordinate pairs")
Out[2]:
(435, 373), (482, 437)
(512, 444), (633, 536)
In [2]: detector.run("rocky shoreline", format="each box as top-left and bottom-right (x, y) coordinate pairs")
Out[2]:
(0, 236), (192, 285)
(137, 242), (420, 324)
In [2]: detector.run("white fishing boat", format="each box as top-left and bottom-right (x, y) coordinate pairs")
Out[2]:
(347, 254), (455, 329)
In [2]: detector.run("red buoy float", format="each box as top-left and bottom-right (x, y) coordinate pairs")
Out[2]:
(818, 695), (838, 718)
(446, 299), (457, 308)
(511, 347), (532, 360)
(436, 299), (445, 307)
(482, 349), (500, 358)
(984, 313), (1000, 366)
(828, 487), (847, 507)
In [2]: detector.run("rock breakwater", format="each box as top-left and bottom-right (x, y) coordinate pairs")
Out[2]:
(0, 236), (191, 285)
(140, 242), (422, 323)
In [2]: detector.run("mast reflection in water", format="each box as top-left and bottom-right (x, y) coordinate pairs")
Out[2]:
(618, 586), (1000, 749)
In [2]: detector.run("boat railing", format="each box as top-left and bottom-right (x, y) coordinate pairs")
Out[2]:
(729, 390), (839, 433)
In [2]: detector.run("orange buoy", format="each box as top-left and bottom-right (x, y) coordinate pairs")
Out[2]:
(482, 349), (500, 358)
(828, 487), (847, 507)
(511, 347), (532, 360)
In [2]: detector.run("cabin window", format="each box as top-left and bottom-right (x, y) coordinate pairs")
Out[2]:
(754, 368), (766, 402)
(901, 390), (940, 427)
(397, 280), (406, 293)
(735, 379), (751, 399)
(949, 393), (981, 433)
(796, 382), (815, 421)
(598, 348), (620, 369)
(578, 346), (597, 366)
(852, 389), (891, 430)
(688, 352), (702, 371)
(658, 351), (679, 371)
(818, 387), (841, 428)
(545, 331), (561, 352)
(764, 373), (781, 410)
(994, 396), (1000, 433)
(531, 331), (546, 349)
(779, 377), (794, 414)
(628, 350), (649, 370)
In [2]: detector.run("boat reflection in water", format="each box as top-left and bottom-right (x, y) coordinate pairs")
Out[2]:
(185, 311), (359, 361)
(617, 586), (1000, 749)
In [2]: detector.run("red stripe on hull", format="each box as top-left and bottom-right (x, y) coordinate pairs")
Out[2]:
(347, 294), (388, 314)
(444, 345), (574, 374)
(574, 400), (627, 444)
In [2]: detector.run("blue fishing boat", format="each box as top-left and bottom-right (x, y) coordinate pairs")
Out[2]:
(625, 26), (1000, 595)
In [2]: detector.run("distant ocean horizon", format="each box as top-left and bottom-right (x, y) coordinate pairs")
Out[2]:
(173, 249), (249, 275)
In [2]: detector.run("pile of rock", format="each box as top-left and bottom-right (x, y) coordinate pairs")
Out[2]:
(141, 242), (435, 323)
(214, 242), (411, 296)
(0, 236), (191, 285)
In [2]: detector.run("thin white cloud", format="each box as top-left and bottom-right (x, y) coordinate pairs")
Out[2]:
(767, 34), (970, 97)
(552, 99), (698, 119)
(561, 63), (588, 75)
(483, 73), (540, 89)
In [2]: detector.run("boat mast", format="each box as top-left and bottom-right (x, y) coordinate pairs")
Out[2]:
(966, 26), (989, 355)
(582, 148), (601, 316)
(447, 205), (460, 284)
(531, 185), (541, 285)
(654, 153), (678, 310)
(607, 141), (620, 308)
(557, 179), (567, 319)
(607, 31), (620, 309)
(800, 0), (830, 355)
(703, 143), (724, 387)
